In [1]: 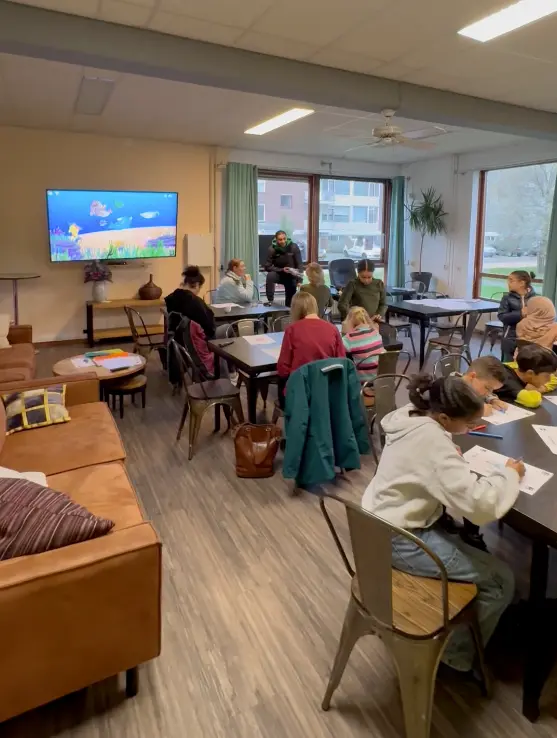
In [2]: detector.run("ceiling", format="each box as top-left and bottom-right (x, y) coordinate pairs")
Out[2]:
(6, 0), (557, 114)
(0, 52), (531, 163)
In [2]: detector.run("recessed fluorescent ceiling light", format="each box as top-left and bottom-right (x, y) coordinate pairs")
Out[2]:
(458, 0), (557, 42)
(74, 76), (115, 115)
(245, 108), (314, 135)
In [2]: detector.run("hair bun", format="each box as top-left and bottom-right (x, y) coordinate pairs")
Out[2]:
(408, 373), (433, 411)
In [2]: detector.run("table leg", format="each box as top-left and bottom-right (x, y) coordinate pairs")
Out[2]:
(419, 319), (426, 368)
(213, 353), (221, 432)
(246, 376), (258, 424)
(523, 541), (550, 722)
(12, 279), (19, 325)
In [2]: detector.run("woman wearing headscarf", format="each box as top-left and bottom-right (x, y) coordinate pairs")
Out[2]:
(516, 296), (557, 350)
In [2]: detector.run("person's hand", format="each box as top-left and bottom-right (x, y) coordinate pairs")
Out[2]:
(372, 314), (383, 323)
(506, 458), (526, 478)
(245, 273), (252, 281)
(525, 383), (539, 392)
(483, 403), (493, 417)
(491, 398), (508, 411)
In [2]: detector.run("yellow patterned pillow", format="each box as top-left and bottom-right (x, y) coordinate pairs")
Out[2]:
(3, 386), (70, 435)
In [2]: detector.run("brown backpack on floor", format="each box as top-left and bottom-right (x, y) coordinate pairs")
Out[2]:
(234, 423), (282, 478)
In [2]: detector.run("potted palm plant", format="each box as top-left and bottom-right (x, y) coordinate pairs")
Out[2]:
(407, 186), (448, 291)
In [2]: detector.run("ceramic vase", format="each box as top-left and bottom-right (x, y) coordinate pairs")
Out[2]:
(138, 273), (162, 300)
(93, 280), (108, 302)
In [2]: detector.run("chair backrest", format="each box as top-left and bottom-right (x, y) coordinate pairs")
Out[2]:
(272, 314), (292, 332)
(404, 279), (426, 297)
(224, 318), (263, 337)
(372, 373), (410, 423)
(424, 291), (449, 299)
(490, 291), (505, 304)
(169, 338), (209, 398)
(173, 319), (213, 383)
(319, 494), (450, 632)
(378, 321), (397, 345)
(433, 352), (471, 378)
(462, 310), (481, 346)
(204, 289), (218, 305)
(376, 350), (399, 376)
(124, 305), (150, 346)
(329, 259), (356, 290)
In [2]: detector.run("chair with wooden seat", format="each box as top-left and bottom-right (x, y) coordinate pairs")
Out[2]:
(423, 311), (481, 367)
(319, 494), (489, 738)
(477, 292), (505, 356)
(169, 339), (244, 460)
(124, 306), (165, 360)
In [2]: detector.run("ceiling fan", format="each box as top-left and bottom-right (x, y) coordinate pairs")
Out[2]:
(344, 109), (447, 154)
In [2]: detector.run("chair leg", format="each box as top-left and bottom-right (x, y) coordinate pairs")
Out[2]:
(259, 380), (269, 409)
(188, 406), (204, 460)
(322, 597), (368, 711)
(272, 406), (280, 424)
(236, 374), (244, 390)
(125, 666), (139, 698)
(478, 331), (487, 357)
(423, 343), (433, 368)
(407, 326), (417, 358)
(469, 614), (491, 698)
(141, 386), (146, 409)
(230, 396), (245, 424)
(119, 394), (124, 419)
(176, 401), (189, 441)
(369, 417), (379, 465)
(386, 631), (447, 738)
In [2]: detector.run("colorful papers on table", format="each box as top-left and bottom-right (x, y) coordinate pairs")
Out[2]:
(261, 347), (281, 360)
(243, 335), (275, 345)
(72, 357), (95, 368)
(532, 425), (557, 455)
(463, 446), (553, 496)
(483, 405), (534, 425)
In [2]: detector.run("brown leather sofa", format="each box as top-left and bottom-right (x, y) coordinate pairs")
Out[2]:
(0, 325), (36, 387)
(0, 373), (161, 723)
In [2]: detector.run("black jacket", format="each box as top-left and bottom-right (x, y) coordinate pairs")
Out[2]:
(264, 242), (302, 273)
(497, 288), (536, 342)
(165, 288), (216, 339)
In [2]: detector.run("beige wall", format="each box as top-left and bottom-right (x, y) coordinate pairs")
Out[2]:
(0, 127), (214, 342)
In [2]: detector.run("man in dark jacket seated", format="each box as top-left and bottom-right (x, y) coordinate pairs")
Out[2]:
(264, 230), (302, 307)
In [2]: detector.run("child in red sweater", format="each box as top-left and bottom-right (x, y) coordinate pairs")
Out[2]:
(277, 292), (345, 407)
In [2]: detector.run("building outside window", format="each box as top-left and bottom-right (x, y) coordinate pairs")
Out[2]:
(475, 163), (557, 298)
(352, 205), (379, 224)
(257, 176), (310, 265)
(280, 194), (293, 209)
(258, 203), (265, 221)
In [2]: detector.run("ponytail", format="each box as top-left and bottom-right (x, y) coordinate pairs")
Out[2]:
(408, 373), (483, 418)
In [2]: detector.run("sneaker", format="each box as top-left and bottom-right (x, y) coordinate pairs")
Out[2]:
(230, 371), (239, 385)
(460, 529), (489, 552)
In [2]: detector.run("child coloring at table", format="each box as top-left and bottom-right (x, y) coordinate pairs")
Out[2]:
(496, 344), (557, 408)
(342, 306), (384, 383)
(362, 373), (524, 674)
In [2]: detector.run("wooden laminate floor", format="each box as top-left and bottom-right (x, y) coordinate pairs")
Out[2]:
(4, 335), (557, 738)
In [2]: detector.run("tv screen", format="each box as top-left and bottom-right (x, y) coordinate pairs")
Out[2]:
(47, 189), (178, 262)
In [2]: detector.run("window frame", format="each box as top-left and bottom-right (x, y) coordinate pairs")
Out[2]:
(473, 168), (546, 297)
(257, 180), (266, 193)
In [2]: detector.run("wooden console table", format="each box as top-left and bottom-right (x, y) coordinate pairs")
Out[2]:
(86, 298), (164, 347)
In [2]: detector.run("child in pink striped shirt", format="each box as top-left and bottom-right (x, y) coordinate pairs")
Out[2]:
(342, 307), (384, 383)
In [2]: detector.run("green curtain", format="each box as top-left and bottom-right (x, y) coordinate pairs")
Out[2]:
(224, 162), (258, 280)
(387, 176), (405, 287)
(543, 180), (557, 303)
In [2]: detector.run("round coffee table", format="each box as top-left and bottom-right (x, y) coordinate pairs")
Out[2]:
(52, 352), (147, 399)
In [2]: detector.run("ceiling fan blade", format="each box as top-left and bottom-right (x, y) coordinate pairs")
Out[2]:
(396, 136), (437, 150)
(343, 140), (382, 153)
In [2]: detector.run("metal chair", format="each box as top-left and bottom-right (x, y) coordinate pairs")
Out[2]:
(225, 318), (276, 409)
(433, 353), (471, 378)
(271, 314), (292, 332)
(224, 318), (266, 338)
(478, 292), (505, 356)
(124, 306), (165, 360)
(319, 494), (489, 738)
(423, 311), (481, 367)
(382, 317), (416, 356)
(203, 289), (219, 305)
(363, 373), (410, 462)
(170, 339), (244, 460)
(404, 279), (427, 298)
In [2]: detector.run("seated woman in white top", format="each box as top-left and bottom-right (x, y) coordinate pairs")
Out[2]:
(215, 259), (255, 305)
(362, 373), (524, 674)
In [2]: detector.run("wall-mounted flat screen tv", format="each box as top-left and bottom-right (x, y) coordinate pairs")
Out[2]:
(47, 189), (178, 262)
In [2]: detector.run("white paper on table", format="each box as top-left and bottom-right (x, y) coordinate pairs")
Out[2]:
(483, 404), (534, 425)
(72, 357), (94, 368)
(210, 303), (241, 309)
(243, 335), (275, 345)
(100, 356), (142, 371)
(543, 396), (557, 406)
(404, 298), (486, 310)
(463, 445), (553, 495)
(261, 347), (281, 360)
(532, 425), (557, 455)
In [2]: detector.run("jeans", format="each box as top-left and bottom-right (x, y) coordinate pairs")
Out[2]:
(392, 526), (515, 671)
(266, 271), (297, 307)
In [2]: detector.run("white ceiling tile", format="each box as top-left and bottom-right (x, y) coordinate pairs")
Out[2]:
(8, 0), (100, 15)
(158, 0), (273, 29)
(149, 11), (244, 44)
(309, 49), (384, 75)
(490, 12), (557, 64)
(99, 0), (152, 25)
(235, 31), (319, 61)
(249, 0), (374, 47)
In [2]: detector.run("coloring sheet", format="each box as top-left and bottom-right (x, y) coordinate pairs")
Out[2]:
(261, 347), (281, 360)
(243, 335), (275, 345)
(532, 425), (557, 455)
(463, 445), (553, 495)
(483, 405), (534, 425)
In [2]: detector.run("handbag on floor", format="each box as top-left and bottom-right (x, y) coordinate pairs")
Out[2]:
(234, 423), (282, 478)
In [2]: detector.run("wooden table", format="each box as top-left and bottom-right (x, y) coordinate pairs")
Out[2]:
(0, 273), (40, 324)
(87, 298), (164, 347)
(209, 332), (284, 424)
(459, 398), (557, 721)
(386, 298), (499, 368)
(53, 352), (146, 399)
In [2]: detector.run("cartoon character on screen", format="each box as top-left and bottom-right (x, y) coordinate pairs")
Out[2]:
(90, 200), (112, 218)
(68, 223), (82, 244)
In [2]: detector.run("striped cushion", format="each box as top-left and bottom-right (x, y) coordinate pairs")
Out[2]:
(0, 477), (114, 560)
(3, 385), (70, 435)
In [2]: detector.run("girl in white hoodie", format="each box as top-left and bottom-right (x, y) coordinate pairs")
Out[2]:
(362, 373), (525, 673)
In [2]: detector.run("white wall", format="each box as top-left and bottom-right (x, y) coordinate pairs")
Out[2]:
(403, 140), (557, 297)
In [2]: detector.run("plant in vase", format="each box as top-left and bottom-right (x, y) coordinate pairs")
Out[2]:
(407, 186), (448, 292)
(84, 260), (113, 302)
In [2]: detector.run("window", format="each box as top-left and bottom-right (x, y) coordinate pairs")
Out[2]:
(475, 163), (557, 298)
(257, 180), (266, 193)
(258, 203), (265, 221)
(318, 179), (386, 266)
(280, 194), (293, 209)
(321, 205), (350, 222)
